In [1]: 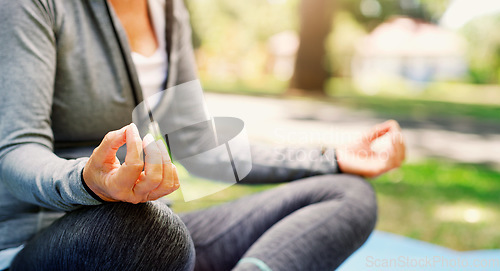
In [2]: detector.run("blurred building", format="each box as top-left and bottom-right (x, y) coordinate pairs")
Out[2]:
(352, 17), (468, 94)
(440, 0), (500, 30)
(266, 31), (300, 81)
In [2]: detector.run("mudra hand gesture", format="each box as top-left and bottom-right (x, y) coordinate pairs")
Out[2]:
(337, 120), (406, 178)
(83, 123), (179, 203)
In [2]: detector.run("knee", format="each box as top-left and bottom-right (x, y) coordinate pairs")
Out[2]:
(309, 174), (376, 201)
(12, 201), (195, 271)
(336, 174), (377, 219)
(313, 174), (378, 245)
(333, 174), (376, 201)
(103, 201), (196, 270)
(80, 201), (195, 271)
(310, 174), (378, 229)
(338, 174), (378, 232)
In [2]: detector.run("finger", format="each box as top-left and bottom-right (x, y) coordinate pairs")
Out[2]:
(125, 123), (143, 165)
(148, 164), (179, 201)
(364, 122), (391, 144)
(364, 120), (402, 144)
(158, 139), (174, 186)
(114, 123), (144, 190)
(93, 125), (128, 165)
(146, 140), (176, 200)
(383, 131), (405, 169)
(386, 120), (405, 162)
(133, 134), (163, 197)
(392, 131), (406, 162)
(386, 119), (401, 131)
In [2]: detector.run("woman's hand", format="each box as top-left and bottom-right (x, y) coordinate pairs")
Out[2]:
(336, 120), (405, 178)
(83, 123), (179, 203)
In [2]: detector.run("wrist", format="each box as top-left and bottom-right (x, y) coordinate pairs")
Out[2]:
(335, 148), (349, 174)
(334, 148), (344, 174)
(81, 167), (106, 203)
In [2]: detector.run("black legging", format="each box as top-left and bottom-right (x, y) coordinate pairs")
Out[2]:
(10, 174), (377, 271)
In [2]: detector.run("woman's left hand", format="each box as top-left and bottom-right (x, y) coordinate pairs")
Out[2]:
(336, 120), (406, 178)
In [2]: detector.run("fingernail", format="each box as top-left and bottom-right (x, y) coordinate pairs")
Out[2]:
(130, 123), (140, 134)
(144, 133), (154, 145)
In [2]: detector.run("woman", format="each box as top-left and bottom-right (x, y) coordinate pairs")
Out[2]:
(0, 0), (405, 270)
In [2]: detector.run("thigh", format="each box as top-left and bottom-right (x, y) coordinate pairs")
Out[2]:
(11, 201), (195, 271)
(179, 174), (377, 271)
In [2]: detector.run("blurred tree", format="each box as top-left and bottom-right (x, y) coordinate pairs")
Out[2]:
(418, 0), (450, 20)
(185, 0), (455, 94)
(186, 0), (299, 85)
(289, 0), (335, 95)
(338, 0), (449, 31)
(289, 0), (450, 95)
(327, 11), (367, 78)
(461, 14), (500, 84)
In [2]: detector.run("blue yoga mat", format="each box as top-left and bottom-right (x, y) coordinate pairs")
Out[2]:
(338, 231), (500, 271)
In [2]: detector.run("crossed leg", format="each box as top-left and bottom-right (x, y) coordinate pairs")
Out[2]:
(180, 174), (377, 271)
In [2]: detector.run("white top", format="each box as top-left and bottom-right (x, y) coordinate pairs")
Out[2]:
(131, 0), (168, 107)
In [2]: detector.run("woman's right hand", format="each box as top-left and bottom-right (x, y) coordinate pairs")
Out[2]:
(82, 123), (179, 203)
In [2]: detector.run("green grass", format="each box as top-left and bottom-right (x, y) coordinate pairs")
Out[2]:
(373, 160), (500, 251)
(168, 160), (500, 251)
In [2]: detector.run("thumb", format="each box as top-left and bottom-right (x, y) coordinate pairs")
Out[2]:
(113, 124), (145, 190)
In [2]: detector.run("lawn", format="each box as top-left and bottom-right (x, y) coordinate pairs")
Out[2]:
(168, 160), (500, 251)
(173, 79), (500, 251)
(374, 160), (500, 251)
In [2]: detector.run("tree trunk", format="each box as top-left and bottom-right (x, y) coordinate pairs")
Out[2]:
(289, 0), (334, 96)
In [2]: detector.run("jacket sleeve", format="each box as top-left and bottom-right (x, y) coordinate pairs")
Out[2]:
(0, 0), (101, 211)
(241, 145), (340, 184)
